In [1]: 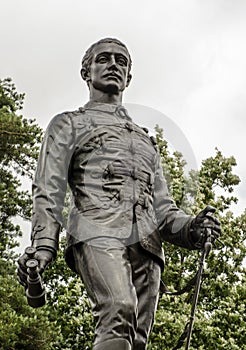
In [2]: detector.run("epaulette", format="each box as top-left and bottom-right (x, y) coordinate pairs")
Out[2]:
(150, 136), (158, 152)
(142, 127), (149, 134)
(78, 107), (86, 113)
(150, 136), (157, 145)
(61, 107), (86, 117)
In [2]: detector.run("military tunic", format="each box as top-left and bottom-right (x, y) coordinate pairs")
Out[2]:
(31, 101), (195, 271)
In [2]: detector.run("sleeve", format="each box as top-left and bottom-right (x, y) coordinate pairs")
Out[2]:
(31, 112), (75, 256)
(153, 153), (196, 250)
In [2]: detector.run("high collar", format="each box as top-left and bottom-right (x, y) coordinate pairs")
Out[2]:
(83, 101), (131, 120)
(84, 101), (119, 113)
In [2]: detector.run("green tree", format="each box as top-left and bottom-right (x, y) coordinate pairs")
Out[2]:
(0, 78), (94, 349)
(147, 126), (246, 350)
(0, 78), (58, 350)
(1, 82), (245, 349)
(0, 78), (42, 262)
(43, 238), (94, 350)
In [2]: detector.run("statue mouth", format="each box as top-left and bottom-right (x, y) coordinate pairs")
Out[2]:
(103, 72), (122, 81)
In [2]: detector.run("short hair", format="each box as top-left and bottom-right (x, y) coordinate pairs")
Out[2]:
(81, 38), (132, 78)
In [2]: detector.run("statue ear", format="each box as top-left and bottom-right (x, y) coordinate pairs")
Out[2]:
(81, 68), (90, 82)
(126, 73), (132, 87)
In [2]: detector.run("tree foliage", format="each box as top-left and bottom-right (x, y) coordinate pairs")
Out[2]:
(148, 126), (246, 350)
(0, 82), (245, 349)
(0, 78), (55, 350)
(42, 238), (94, 350)
(0, 78), (43, 263)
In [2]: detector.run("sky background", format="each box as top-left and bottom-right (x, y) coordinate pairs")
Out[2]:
(1, 0), (246, 248)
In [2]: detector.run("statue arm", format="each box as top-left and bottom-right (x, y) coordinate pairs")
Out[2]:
(153, 154), (196, 250)
(31, 112), (75, 257)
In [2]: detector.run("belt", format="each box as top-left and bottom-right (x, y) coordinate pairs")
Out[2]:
(105, 163), (154, 187)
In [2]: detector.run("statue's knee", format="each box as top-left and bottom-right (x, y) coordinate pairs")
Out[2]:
(114, 298), (137, 319)
(100, 298), (137, 330)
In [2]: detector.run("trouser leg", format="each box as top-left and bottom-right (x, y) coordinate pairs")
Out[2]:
(129, 244), (161, 350)
(73, 240), (137, 349)
(93, 338), (131, 350)
(73, 240), (161, 350)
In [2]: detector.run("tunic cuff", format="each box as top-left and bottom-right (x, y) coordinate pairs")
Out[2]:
(32, 238), (58, 257)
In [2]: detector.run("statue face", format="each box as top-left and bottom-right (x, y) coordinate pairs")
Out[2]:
(87, 42), (132, 94)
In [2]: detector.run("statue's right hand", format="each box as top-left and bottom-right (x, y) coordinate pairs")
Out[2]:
(17, 249), (54, 288)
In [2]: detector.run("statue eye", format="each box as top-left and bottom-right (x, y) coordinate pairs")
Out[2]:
(116, 56), (127, 66)
(96, 55), (108, 63)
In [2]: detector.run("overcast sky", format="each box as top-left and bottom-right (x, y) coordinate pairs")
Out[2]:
(1, 0), (246, 221)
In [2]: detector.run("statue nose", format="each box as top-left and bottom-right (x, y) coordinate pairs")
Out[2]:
(108, 55), (117, 68)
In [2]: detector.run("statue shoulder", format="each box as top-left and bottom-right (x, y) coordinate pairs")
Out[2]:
(47, 108), (86, 129)
(134, 124), (159, 153)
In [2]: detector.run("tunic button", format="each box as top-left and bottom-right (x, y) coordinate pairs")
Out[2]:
(125, 122), (133, 132)
(78, 107), (86, 113)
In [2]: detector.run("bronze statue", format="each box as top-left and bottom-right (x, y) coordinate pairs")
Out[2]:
(18, 38), (221, 350)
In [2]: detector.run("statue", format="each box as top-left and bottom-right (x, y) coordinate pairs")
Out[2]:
(18, 38), (221, 350)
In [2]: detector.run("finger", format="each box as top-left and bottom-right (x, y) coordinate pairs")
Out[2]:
(211, 216), (221, 226)
(200, 224), (221, 237)
(203, 205), (216, 215)
(201, 215), (221, 227)
(198, 205), (216, 219)
(205, 212), (220, 224)
(207, 225), (221, 242)
(212, 233), (220, 240)
(17, 267), (28, 288)
(39, 260), (45, 274)
(38, 260), (49, 275)
(212, 228), (221, 237)
(17, 254), (29, 272)
(199, 220), (215, 229)
(36, 255), (51, 274)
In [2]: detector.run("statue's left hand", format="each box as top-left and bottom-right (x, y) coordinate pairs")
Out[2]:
(190, 205), (221, 249)
(17, 251), (29, 288)
(17, 249), (53, 288)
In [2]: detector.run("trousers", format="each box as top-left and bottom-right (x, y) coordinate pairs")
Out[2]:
(73, 238), (161, 350)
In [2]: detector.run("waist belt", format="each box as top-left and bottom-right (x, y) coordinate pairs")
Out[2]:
(105, 163), (154, 187)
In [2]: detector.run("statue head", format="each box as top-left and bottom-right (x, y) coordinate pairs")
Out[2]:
(80, 38), (132, 92)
